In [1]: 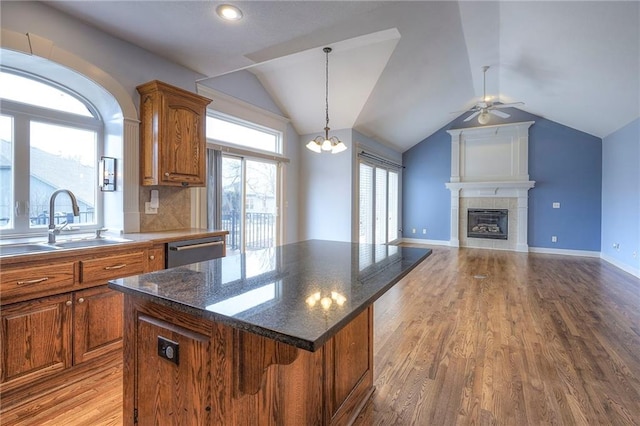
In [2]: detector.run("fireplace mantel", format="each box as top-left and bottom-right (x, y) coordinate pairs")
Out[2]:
(445, 122), (535, 252)
(445, 180), (535, 198)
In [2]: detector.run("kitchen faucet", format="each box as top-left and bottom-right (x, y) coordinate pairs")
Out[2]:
(48, 189), (80, 243)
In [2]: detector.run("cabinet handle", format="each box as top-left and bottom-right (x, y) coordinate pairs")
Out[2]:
(149, 255), (155, 260)
(17, 277), (49, 285)
(164, 172), (170, 177)
(104, 264), (127, 270)
(65, 300), (73, 306)
(78, 298), (85, 304)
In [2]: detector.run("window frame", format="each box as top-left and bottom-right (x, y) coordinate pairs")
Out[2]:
(0, 72), (104, 238)
(358, 155), (402, 245)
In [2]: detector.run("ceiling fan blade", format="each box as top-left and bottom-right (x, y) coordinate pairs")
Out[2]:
(491, 102), (524, 109)
(489, 109), (510, 118)
(463, 111), (481, 122)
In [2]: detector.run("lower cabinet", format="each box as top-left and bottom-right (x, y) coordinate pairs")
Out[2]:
(0, 294), (72, 389)
(0, 285), (123, 391)
(73, 286), (124, 364)
(136, 315), (211, 425)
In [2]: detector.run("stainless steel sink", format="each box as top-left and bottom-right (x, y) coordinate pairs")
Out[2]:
(0, 243), (59, 256)
(53, 237), (131, 249)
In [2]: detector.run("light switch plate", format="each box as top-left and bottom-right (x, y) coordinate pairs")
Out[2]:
(145, 202), (158, 214)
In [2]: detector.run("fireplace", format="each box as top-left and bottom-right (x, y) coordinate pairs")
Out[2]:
(445, 122), (535, 252)
(467, 209), (508, 240)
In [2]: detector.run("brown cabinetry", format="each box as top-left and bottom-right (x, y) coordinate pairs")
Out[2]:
(73, 286), (123, 364)
(137, 80), (212, 187)
(146, 244), (165, 272)
(0, 294), (72, 390)
(123, 298), (373, 425)
(0, 245), (151, 398)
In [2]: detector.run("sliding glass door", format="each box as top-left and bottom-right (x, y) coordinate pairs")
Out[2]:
(359, 161), (399, 245)
(221, 155), (278, 255)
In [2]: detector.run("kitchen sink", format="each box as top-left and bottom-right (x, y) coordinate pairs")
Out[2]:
(0, 237), (132, 256)
(0, 243), (60, 256)
(53, 237), (131, 249)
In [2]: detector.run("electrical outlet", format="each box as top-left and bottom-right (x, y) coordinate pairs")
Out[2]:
(552, 202), (560, 209)
(613, 243), (620, 250)
(422, 228), (427, 234)
(551, 236), (557, 243)
(633, 251), (637, 258)
(412, 228), (416, 234)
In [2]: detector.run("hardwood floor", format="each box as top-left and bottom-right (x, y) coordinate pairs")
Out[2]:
(3, 247), (640, 425)
(361, 247), (640, 425)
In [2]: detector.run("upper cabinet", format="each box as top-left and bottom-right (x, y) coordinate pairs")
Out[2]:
(137, 80), (212, 187)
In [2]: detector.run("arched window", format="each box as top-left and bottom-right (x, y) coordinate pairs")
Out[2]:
(0, 68), (103, 235)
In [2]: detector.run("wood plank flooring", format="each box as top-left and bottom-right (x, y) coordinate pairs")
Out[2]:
(2, 247), (640, 425)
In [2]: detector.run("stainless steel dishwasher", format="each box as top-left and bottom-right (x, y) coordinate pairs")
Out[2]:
(166, 236), (225, 268)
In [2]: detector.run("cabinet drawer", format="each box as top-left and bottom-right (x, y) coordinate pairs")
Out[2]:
(0, 262), (75, 304)
(80, 251), (145, 284)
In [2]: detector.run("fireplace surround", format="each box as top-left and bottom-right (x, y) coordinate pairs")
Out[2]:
(445, 122), (535, 252)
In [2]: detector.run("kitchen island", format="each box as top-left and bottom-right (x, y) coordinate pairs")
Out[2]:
(109, 240), (431, 425)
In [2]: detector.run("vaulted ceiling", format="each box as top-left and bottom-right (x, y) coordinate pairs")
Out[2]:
(47, 1), (639, 152)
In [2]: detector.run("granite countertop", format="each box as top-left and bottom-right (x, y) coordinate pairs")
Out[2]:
(109, 240), (431, 352)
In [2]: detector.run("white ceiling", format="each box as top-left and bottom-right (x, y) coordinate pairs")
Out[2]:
(47, 1), (640, 152)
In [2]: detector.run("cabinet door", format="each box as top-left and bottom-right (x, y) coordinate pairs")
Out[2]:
(136, 315), (211, 425)
(325, 307), (373, 425)
(0, 294), (72, 390)
(160, 92), (206, 186)
(73, 286), (123, 364)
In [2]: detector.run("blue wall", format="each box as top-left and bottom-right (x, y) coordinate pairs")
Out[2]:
(402, 126), (451, 240)
(403, 109), (603, 252)
(601, 118), (640, 275)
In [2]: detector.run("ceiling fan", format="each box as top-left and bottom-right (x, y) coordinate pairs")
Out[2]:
(463, 65), (523, 125)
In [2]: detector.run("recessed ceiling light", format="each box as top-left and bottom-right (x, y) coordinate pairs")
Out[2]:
(216, 4), (243, 21)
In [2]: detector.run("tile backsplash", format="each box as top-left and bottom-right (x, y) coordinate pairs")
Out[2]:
(139, 186), (191, 231)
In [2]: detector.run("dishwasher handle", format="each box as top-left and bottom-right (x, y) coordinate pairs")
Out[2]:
(169, 240), (224, 252)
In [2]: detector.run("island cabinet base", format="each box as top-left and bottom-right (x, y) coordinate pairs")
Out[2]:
(122, 297), (374, 425)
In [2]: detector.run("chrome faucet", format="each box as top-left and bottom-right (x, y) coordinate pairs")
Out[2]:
(48, 189), (80, 243)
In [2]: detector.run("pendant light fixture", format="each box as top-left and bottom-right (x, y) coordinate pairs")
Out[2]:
(306, 47), (347, 154)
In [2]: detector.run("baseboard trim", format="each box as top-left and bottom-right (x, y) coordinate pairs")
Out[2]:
(401, 238), (450, 246)
(600, 253), (640, 279)
(528, 247), (601, 258)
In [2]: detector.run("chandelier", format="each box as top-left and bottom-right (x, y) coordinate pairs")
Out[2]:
(306, 47), (347, 154)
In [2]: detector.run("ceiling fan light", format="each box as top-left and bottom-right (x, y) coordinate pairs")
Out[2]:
(478, 111), (490, 125)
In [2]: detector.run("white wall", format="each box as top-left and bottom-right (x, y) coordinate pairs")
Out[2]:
(299, 129), (354, 242)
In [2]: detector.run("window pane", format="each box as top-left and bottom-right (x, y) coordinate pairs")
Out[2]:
(221, 156), (242, 253)
(359, 163), (373, 244)
(0, 71), (94, 117)
(29, 122), (97, 227)
(0, 115), (13, 229)
(207, 116), (279, 153)
(375, 168), (387, 245)
(388, 171), (398, 242)
(245, 159), (277, 252)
